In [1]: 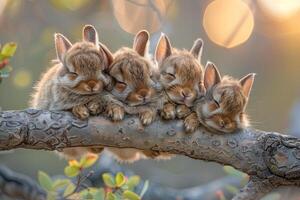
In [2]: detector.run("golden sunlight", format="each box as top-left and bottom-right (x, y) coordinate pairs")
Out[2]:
(203, 0), (254, 48)
(258, 0), (300, 21)
(112, 0), (167, 34)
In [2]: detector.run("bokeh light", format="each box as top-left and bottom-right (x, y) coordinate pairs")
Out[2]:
(258, 0), (300, 21)
(203, 0), (254, 48)
(112, 0), (167, 34)
(50, 0), (90, 11)
(256, 0), (300, 36)
(13, 70), (31, 88)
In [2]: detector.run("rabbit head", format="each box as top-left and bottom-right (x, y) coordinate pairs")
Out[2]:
(108, 30), (158, 106)
(55, 25), (113, 95)
(155, 34), (204, 107)
(197, 62), (255, 133)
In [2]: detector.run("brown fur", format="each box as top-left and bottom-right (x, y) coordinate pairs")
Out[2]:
(158, 49), (203, 107)
(108, 48), (158, 108)
(30, 25), (113, 159)
(104, 30), (164, 162)
(155, 34), (205, 133)
(189, 62), (255, 133)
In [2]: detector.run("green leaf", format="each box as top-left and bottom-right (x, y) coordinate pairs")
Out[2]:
(223, 166), (246, 177)
(94, 188), (105, 200)
(38, 171), (53, 191)
(0, 65), (12, 73)
(82, 192), (93, 200)
(80, 189), (92, 199)
(64, 165), (80, 177)
(52, 179), (70, 190)
(115, 172), (126, 187)
(225, 185), (239, 194)
(107, 192), (117, 200)
(123, 190), (140, 200)
(80, 153), (98, 168)
(102, 173), (116, 188)
(0, 66), (12, 78)
(46, 191), (57, 200)
(1, 43), (17, 58)
(126, 176), (140, 190)
(63, 182), (76, 197)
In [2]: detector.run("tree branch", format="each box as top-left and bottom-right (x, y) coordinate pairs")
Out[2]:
(0, 165), (45, 200)
(1, 109), (300, 199)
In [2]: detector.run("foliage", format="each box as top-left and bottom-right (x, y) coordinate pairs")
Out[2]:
(0, 42), (17, 83)
(38, 153), (148, 200)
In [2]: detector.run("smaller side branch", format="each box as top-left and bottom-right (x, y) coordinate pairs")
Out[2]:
(0, 165), (46, 200)
(232, 177), (275, 200)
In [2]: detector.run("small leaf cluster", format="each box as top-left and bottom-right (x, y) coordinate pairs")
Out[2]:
(0, 42), (17, 82)
(101, 172), (148, 200)
(38, 153), (148, 200)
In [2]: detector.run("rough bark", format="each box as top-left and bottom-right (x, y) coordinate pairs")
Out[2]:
(0, 109), (300, 199)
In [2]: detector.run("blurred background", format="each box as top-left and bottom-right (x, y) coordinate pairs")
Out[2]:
(0, 0), (300, 199)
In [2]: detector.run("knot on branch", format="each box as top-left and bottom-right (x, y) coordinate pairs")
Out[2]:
(263, 134), (300, 180)
(0, 111), (28, 148)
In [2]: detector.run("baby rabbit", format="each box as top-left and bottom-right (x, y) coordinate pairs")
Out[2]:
(30, 25), (113, 159)
(186, 62), (255, 133)
(104, 30), (164, 162)
(155, 34), (205, 132)
(105, 30), (160, 125)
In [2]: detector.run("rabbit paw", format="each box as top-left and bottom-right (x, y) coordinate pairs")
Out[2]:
(140, 110), (156, 125)
(107, 104), (125, 121)
(87, 101), (102, 115)
(161, 103), (176, 120)
(184, 112), (199, 133)
(176, 105), (191, 119)
(88, 147), (104, 154)
(72, 105), (90, 119)
(142, 150), (161, 158)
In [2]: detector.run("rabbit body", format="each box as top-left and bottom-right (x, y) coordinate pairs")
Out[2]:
(155, 34), (205, 133)
(30, 25), (113, 159)
(187, 62), (255, 133)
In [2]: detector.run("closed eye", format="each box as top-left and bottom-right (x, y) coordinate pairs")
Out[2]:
(67, 72), (78, 79)
(213, 99), (220, 107)
(114, 78), (127, 92)
(116, 80), (126, 85)
(163, 72), (176, 80)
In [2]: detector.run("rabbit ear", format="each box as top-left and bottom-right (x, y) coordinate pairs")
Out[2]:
(239, 73), (255, 98)
(99, 43), (114, 69)
(133, 30), (149, 57)
(82, 24), (99, 46)
(54, 33), (72, 62)
(155, 33), (172, 64)
(190, 38), (203, 61)
(204, 61), (221, 90)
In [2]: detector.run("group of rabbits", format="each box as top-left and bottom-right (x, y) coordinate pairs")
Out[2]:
(30, 25), (255, 162)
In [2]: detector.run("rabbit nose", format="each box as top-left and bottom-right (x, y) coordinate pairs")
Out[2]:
(87, 80), (97, 91)
(137, 89), (150, 100)
(219, 120), (225, 128)
(181, 89), (192, 98)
